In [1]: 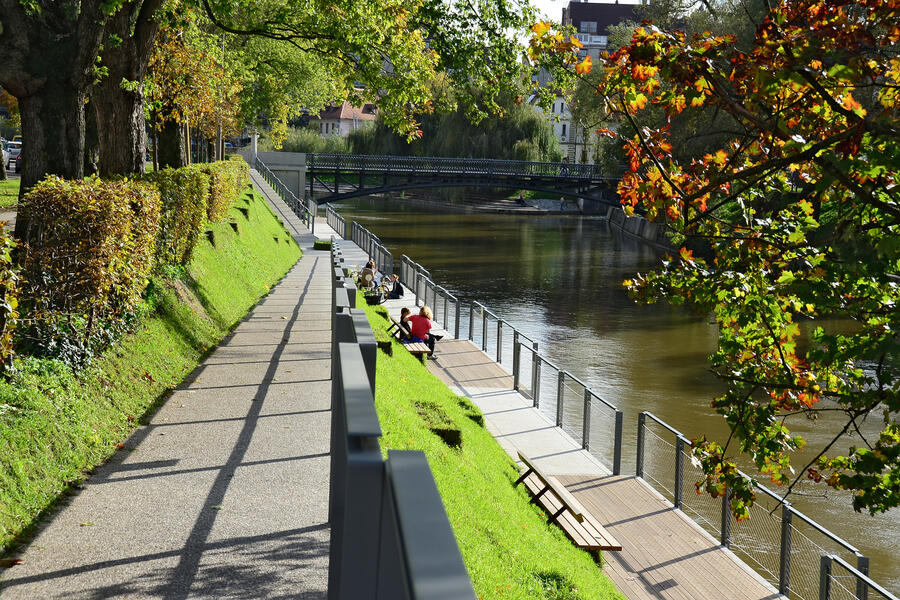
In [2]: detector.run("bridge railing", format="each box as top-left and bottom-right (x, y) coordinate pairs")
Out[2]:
(308, 152), (625, 180)
(636, 411), (882, 600)
(329, 241), (476, 600)
(350, 222), (394, 277)
(325, 204), (347, 238)
(820, 555), (898, 600)
(255, 156), (314, 232)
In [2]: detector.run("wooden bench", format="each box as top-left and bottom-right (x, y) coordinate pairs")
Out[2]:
(515, 451), (622, 552)
(387, 317), (432, 357)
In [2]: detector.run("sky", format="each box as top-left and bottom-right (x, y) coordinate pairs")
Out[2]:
(529, 0), (642, 23)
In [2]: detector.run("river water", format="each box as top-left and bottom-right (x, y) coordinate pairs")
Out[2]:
(331, 197), (899, 595)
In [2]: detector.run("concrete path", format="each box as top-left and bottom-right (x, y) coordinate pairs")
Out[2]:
(1, 171), (331, 599)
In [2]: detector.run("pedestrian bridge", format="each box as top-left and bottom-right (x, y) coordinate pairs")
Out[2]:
(305, 153), (624, 205)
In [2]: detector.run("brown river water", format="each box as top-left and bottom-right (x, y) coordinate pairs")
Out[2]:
(331, 197), (899, 596)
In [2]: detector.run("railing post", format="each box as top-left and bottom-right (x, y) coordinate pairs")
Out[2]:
(819, 555), (832, 600)
(856, 555), (870, 600)
(636, 413), (646, 478)
(779, 503), (793, 596)
(556, 371), (565, 427)
(531, 343), (540, 408)
(454, 299), (460, 339)
(674, 437), (685, 509)
(513, 331), (520, 391)
(481, 306), (488, 352)
(721, 489), (732, 548)
(613, 410), (623, 476)
(582, 389), (592, 451)
(497, 322), (503, 364)
(468, 304), (475, 341)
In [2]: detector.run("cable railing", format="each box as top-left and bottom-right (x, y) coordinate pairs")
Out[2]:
(325, 204), (347, 238)
(329, 241), (475, 599)
(399, 255), (462, 340)
(637, 411), (891, 600)
(350, 222), (393, 277)
(255, 156), (315, 234)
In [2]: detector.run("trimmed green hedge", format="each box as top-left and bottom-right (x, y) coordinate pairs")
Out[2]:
(202, 160), (247, 223)
(18, 176), (161, 362)
(0, 225), (16, 375)
(148, 165), (210, 267)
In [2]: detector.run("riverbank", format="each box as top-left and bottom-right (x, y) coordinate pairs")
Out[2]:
(356, 298), (625, 600)
(0, 188), (300, 555)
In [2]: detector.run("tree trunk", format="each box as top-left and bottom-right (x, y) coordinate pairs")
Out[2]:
(14, 84), (88, 240)
(84, 97), (100, 176)
(158, 119), (187, 168)
(0, 153), (6, 181)
(95, 0), (163, 177)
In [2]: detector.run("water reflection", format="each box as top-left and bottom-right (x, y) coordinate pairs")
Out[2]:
(333, 196), (899, 594)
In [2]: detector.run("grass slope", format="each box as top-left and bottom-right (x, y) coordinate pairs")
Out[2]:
(0, 188), (300, 554)
(0, 179), (19, 209)
(361, 302), (624, 600)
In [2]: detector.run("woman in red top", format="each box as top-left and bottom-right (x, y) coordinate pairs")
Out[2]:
(407, 306), (436, 353)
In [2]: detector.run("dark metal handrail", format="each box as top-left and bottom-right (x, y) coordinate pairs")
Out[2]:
(636, 411), (880, 600)
(308, 152), (626, 180)
(255, 157), (313, 230)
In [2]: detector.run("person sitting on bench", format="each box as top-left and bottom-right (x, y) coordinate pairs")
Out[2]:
(358, 260), (377, 289)
(396, 307), (412, 340)
(386, 273), (404, 299)
(406, 306), (437, 353)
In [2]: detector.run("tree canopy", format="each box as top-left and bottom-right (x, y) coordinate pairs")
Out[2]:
(535, 0), (900, 516)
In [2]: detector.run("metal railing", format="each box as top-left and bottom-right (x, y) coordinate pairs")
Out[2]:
(350, 222), (394, 277)
(326, 204), (347, 238)
(465, 300), (624, 475)
(399, 254), (461, 340)
(308, 152), (625, 181)
(329, 242), (475, 600)
(636, 411), (886, 600)
(820, 556), (898, 600)
(255, 156), (314, 233)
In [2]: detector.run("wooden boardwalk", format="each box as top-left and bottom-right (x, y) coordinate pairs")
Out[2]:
(315, 219), (783, 600)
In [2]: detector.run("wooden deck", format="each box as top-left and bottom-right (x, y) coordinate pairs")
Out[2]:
(428, 338), (513, 392)
(558, 474), (781, 600)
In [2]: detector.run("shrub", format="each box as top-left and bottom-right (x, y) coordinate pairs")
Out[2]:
(229, 154), (250, 189)
(202, 160), (243, 222)
(17, 176), (161, 364)
(0, 224), (17, 375)
(147, 165), (210, 267)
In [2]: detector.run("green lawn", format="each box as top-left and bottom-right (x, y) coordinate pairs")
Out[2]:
(360, 301), (624, 600)
(0, 188), (300, 554)
(0, 178), (19, 209)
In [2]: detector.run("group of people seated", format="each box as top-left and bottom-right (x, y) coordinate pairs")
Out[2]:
(357, 259), (404, 300)
(398, 305), (441, 353)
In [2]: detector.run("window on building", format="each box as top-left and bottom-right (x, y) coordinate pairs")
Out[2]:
(561, 102), (566, 113)
(562, 124), (567, 137)
(580, 21), (597, 33)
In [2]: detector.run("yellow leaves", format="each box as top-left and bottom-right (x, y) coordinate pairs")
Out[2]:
(840, 93), (866, 117)
(670, 94), (687, 114)
(704, 149), (729, 168)
(531, 21), (552, 37)
(575, 56), (592, 75)
(627, 92), (648, 111)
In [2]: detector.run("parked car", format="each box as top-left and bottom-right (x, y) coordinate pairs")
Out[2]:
(6, 141), (21, 168)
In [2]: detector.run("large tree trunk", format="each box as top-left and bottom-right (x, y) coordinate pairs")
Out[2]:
(14, 84), (89, 240)
(95, 0), (163, 177)
(158, 119), (187, 169)
(84, 97), (100, 176)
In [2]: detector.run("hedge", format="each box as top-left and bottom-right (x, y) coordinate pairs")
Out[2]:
(17, 176), (161, 362)
(0, 225), (17, 374)
(148, 165), (210, 267)
(202, 160), (246, 223)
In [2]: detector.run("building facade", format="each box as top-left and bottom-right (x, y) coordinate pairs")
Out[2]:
(310, 102), (377, 137)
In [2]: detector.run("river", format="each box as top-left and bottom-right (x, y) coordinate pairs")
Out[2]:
(331, 196), (899, 596)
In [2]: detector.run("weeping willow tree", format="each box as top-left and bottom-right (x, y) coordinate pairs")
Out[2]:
(349, 99), (563, 163)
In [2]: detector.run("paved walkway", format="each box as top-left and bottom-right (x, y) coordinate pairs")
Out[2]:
(315, 216), (783, 600)
(1, 171), (331, 599)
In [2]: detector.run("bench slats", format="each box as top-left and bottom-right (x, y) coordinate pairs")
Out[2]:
(388, 317), (431, 356)
(517, 452), (622, 552)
